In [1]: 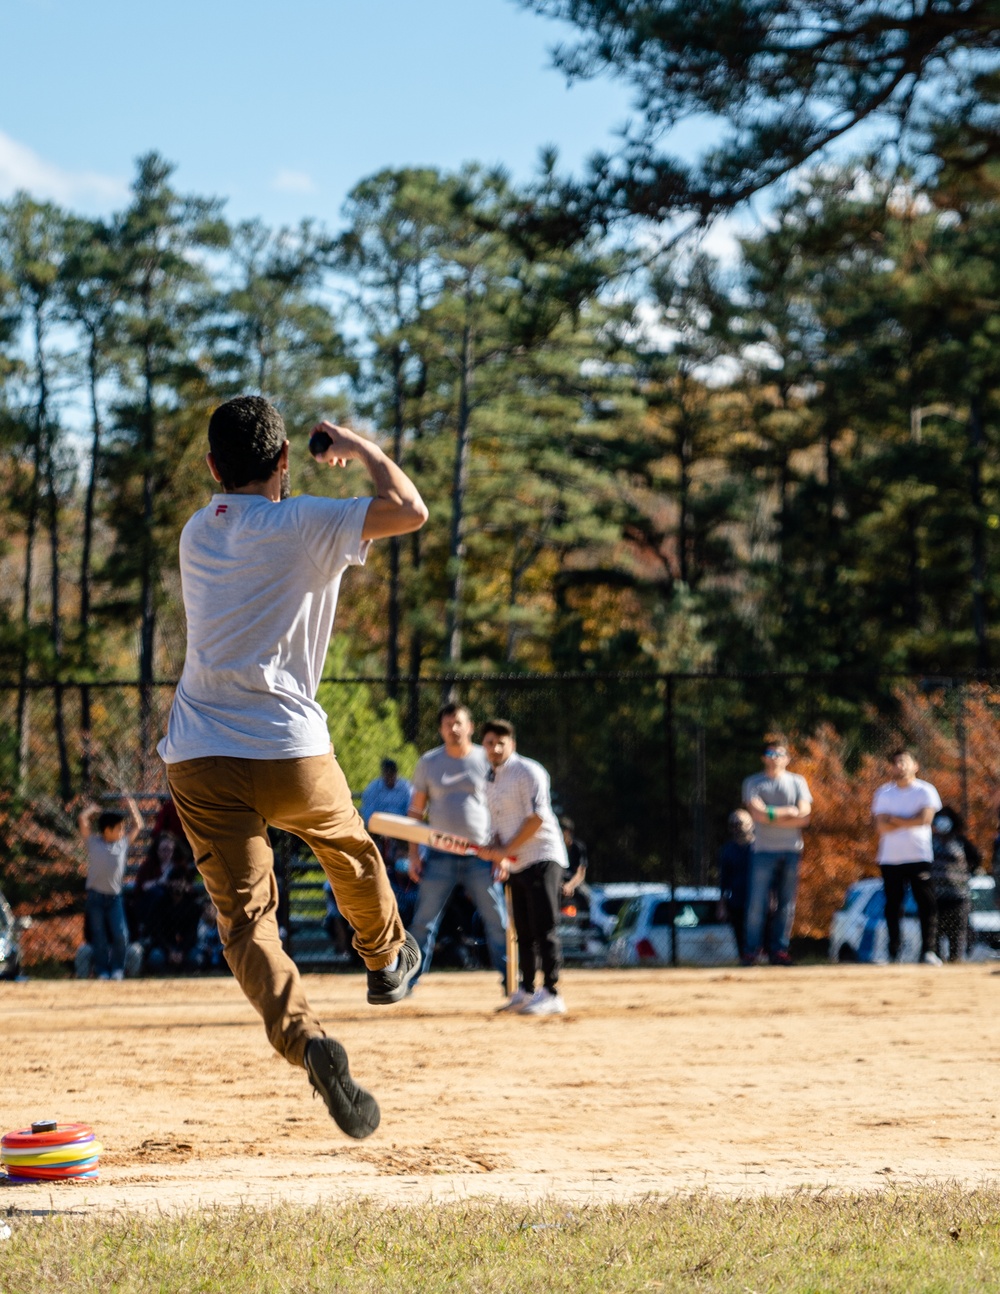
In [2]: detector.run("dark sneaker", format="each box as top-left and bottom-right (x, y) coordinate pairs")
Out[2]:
(304, 1037), (380, 1140)
(366, 932), (421, 1005)
(769, 951), (793, 966)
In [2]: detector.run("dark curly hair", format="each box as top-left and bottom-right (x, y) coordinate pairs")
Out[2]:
(208, 396), (287, 490)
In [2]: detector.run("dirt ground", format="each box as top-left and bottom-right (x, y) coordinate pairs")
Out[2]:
(2, 965), (999, 1212)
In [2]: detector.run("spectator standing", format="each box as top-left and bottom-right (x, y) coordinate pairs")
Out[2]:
(559, 817), (588, 900)
(717, 809), (754, 960)
(947, 808), (981, 875)
(481, 720), (569, 1016)
(872, 749), (942, 965)
(742, 739), (812, 966)
(360, 759), (412, 825)
(77, 797), (143, 980)
(362, 759), (416, 922)
(931, 809), (970, 962)
(406, 703), (507, 991)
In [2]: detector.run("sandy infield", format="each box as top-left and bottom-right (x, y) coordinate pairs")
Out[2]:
(2, 965), (998, 1212)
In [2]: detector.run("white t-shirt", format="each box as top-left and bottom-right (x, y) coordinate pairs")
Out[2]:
(871, 778), (942, 864)
(85, 833), (130, 896)
(158, 493), (370, 763)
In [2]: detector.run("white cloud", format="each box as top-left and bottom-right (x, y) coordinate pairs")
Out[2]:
(272, 169), (316, 194)
(0, 130), (125, 204)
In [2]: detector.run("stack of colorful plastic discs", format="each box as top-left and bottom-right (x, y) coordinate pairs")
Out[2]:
(1, 1121), (102, 1183)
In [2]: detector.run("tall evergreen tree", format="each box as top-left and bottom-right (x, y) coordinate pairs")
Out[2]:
(2, 194), (72, 797)
(338, 168), (450, 707)
(105, 153), (227, 764)
(519, 0), (1000, 225)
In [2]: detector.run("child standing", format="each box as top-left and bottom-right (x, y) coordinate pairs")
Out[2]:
(77, 798), (143, 979)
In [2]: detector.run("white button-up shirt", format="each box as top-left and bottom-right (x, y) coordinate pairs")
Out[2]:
(485, 752), (568, 873)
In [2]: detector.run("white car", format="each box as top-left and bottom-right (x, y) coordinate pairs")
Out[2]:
(584, 883), (671, 939)
(828, 878), (920, 963)
(557, 883), (667, 966)
(0, 887), (29, 980)
(606, 886), (739, 967)
(829, 875), (999, 963)
(969, 875), (1000, 953)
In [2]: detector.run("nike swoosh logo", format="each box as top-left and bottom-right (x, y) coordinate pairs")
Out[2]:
(440, 773), (470, 785)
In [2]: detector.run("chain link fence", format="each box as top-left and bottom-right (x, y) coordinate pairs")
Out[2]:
(2, 672), (999, 973)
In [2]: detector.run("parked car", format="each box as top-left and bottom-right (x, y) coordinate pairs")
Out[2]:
(557, 882), (675, 967)
(0, 887), (29, 980)
(829, 874), (1000, 963)
(584, 884), (668, 940)
(606, 886), (739, 967)
(969, 875), (1000, 953)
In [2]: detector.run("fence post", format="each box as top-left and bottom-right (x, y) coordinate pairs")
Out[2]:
(664, 674), (678, 968)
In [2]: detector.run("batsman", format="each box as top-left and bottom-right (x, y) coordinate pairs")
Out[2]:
(158, 396), (425, 1140)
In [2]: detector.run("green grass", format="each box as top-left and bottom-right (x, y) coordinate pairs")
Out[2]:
(2, 1188), (999, 1292)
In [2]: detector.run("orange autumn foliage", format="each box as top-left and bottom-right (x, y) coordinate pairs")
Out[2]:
(792, 685), (1000, 939)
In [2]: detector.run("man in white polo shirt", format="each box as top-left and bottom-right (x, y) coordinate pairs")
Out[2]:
(480, 719), (569, 1016)
(159, 396), (427, 1140)
(871, 748), (942, 964)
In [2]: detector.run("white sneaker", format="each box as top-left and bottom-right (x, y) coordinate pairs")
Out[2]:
(921, 951), (943, 966)
(520, 988), (566, 1016)
(496, 988), (531, 1013)
(110, 969), (125, 981)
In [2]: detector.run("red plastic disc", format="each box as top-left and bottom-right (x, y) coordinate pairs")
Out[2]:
(2, 1123), (95, 1151)
(1, 1162), (98, 1180)
(3, 1169), (99, 1184)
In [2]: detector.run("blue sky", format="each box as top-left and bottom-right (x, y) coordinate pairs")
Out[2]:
(1, 0), (658, 228)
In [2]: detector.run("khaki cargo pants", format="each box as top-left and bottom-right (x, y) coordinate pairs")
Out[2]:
(166, 751), (404, 1066)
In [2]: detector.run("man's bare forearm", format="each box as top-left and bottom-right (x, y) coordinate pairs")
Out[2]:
(354, 439), (423, 512)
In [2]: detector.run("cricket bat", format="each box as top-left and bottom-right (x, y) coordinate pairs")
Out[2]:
(368, 813), (490, 857)
(369, 812), (520, 993)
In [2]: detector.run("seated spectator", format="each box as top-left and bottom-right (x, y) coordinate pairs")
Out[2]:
(192, 899), (226, 971)
(132, 832), (184, 938)
(322, 880), (357, 964)
(146, 868), (203, 973)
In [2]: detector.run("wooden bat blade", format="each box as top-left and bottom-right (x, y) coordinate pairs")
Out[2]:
(368, 812), (480, 856)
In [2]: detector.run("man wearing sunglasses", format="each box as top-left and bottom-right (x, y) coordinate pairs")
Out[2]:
(741, 739), (812, 966)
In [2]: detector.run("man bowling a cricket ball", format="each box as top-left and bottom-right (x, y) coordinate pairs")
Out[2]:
(159, 398), (426, 1140)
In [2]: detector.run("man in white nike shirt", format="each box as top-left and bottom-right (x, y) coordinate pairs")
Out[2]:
(405, 703), (507, 990)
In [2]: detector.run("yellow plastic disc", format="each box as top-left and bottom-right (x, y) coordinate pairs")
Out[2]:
(2, 1140), (103, 1167)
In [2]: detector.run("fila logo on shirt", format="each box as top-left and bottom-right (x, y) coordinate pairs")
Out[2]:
(215, 504), (228, 517)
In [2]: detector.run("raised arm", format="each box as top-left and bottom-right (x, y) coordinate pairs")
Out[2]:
(124, 795), (144, 843)
(310, 422), (428, 539)
(77, 803), (98, 841)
